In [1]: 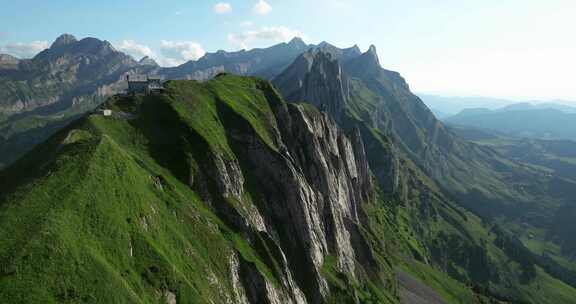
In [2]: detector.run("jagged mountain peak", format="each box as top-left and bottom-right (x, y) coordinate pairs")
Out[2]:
(50, 33), (78, 49)
(309, 42), (362, 62)
(368, 44), (377, 54)
(340, 44), (384, 79)
(138, 56), (159, 67)
(288, 36), (307, 49)
(273, 48), (349, 122)
(77, 37), (115, 52)
(363, 44), (380, 67)
(34, 36), (127, 63)
(316, 41), (338, 52)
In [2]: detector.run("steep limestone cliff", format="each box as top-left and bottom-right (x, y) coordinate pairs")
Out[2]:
(273, 50), (350, 123)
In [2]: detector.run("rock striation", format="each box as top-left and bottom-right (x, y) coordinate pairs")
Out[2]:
(273, 50), (350, 123)
(181, 78), (383, 303)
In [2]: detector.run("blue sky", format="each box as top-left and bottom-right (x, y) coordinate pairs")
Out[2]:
(1, 0), (576, 100)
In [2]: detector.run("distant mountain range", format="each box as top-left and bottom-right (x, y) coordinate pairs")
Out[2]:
(419, 94), (576, 118)
(445, 103), (576, 140)
(452, 125), (576, 181)
(0, 35), (319, 168)
(0, 34), (154, 167)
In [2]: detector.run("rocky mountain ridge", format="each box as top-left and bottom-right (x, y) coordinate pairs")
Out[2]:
(274, 43), (576, 302)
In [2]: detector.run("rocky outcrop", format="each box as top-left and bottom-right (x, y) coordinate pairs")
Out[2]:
(273, 50), (350, 123)
(138, 76), (384, 303)
(0, 54), (19, 70)
(315, 41), (362, 62)
(50, 33), (77, 49)
(187, 85), (379, 303)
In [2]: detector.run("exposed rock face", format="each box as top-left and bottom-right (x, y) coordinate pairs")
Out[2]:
(229, 252), (251, 304)
(271, 42), (576, 300)
(243, 106), (370, 302)
(273, 43), (567, 221)
(274, 46), (450, 197)
(315, 41), (362, 62)
(50, 33), (78, 48)
(273, 50), (350, 122)
(0, 54), (19, 70)
(183, 82), (378, 303)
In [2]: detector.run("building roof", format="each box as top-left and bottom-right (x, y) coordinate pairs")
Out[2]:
(127, 75), (148, 82)
(127, 75), (162, 82)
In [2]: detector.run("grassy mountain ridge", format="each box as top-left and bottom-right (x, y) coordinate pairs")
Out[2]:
(0, 75), (411, 303)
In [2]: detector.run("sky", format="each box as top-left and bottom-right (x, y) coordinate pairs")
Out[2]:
(1, 0), (576, 101)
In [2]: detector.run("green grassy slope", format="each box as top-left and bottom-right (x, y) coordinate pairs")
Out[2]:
(0, 100), (266, 303)
(0, 100), (99, 168)
(0, 75), (401, 303)
(336, 73), (576, 303)
(451, 129), (576, 288)
(2, 74), (575, 303)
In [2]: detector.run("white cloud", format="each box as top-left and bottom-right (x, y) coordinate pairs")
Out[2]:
(228, 26), (304, 49)
(214, 2), (232, 14)
(117, 40), (155, 60)
(159, 40), (206, 66)
(253, 0), (272, 15)
(0, 41), (49, 58)
(240, 20), (254, 28)
(114, 40), (205, 67)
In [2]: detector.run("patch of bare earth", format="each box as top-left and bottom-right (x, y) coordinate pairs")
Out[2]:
(396, 270), (446, 304)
